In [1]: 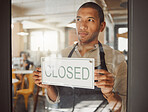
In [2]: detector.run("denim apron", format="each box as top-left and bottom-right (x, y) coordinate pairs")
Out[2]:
(57, 41), (111, 112)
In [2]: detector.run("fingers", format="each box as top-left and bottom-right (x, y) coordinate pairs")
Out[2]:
(34, 79), (42, 87)
(35, 79), (42, 84)
(33, 67), (49, 88)
(94, 73), (114, 81)
(94, 69), (109, 74)
(94, 80), (114, 87)
(33, 71), (42, 77)
(94, 69), (114, 81)
(36, 67), (41, 72)
(33, 68), (43, 87)
(33, 67), (42, 78)
(33, 77), (47, 88)
(94, 69), (115, 94)
(33, 75), (42, 84)
(95, 80), (114, 93)
(33, 71), (42, 82)
(36, 83), (45, 88)
(33, 75), (42, 80)
(35, 81), (48, 89)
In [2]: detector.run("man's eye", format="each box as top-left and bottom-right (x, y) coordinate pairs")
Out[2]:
(88, 19), (94, 22)
(76, 18), (81, 21)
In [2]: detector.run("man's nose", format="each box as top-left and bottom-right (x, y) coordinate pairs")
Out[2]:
(80, 21), (88, 30)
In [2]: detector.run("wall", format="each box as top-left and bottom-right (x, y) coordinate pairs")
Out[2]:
(105, 16), (115, 47)
(12, 22), (24, 57)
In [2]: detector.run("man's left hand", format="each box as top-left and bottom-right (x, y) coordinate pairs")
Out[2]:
(94, 69), (122, 112)
(94, 69), (114, 94)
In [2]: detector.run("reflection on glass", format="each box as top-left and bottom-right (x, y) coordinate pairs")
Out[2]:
(118, 28), (128, 51)
(12, 0), (128, 112)
(30, 31), (58, 51)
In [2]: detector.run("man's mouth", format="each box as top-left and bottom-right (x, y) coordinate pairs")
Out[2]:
(78, 32), (88, 37)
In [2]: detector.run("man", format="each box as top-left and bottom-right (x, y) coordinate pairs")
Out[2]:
(33, 2), (127, 112)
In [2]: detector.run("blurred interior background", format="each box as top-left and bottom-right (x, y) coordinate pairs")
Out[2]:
(11, 0), (128, 111)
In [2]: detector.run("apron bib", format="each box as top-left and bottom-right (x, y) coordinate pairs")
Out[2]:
(57, 41), (111, 112)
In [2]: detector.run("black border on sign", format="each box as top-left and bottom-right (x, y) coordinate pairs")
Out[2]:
(1, 0), (148, 112)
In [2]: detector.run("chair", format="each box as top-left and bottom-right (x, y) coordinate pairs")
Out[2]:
(42, 88), (45, 96)
(15, 73), (35, 110)
(12, 69), (21, 96)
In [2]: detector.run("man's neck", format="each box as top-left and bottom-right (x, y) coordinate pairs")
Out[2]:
(78, 40), (98, 56)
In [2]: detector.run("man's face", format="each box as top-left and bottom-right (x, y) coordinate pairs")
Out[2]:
(76, 7), (101, 44)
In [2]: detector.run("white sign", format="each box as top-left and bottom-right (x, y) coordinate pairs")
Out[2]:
(41, 57), (94, 89)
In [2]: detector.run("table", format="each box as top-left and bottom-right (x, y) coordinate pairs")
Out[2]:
(12, 79), (19, 84)
(12, 70), (33, 74)
(13, 70), (34, 89)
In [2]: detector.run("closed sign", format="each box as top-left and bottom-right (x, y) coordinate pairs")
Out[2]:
(42, 57), (94, 89)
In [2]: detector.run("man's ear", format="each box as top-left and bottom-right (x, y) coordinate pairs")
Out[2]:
(100, 22), (106, 32)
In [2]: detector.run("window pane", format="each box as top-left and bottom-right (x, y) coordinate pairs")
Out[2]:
(118, 28), (128, 51)
(43, 31), (58, 52)
(30, 31), (43, 51)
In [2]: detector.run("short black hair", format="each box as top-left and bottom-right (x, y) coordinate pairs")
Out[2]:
(78, 2), (104, 23)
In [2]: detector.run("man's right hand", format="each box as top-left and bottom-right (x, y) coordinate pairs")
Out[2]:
(33, 67), (50, 89)
(33, 67), (58, 102)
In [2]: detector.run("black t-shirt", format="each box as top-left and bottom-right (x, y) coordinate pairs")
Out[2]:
(24, 60), (33, 70)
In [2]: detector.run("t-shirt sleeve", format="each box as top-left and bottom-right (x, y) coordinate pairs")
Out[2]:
(114, 61), (127, 112)
(45, 87), (60, 104)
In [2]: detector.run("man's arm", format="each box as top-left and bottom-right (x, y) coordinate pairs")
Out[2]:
(46, 85), (59, 102)
(94, 69), (122, 111)
(113, 61), (127, 112)
(94, 60), (127, 112)
(33, 67), (59, 102)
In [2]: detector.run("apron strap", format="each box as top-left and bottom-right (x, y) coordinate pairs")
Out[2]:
(68, 41), (108, 71)
(96, 41), (108, 71)
(68, 43), (78, 58)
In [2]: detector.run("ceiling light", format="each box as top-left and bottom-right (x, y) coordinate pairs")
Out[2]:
(17, 32), (29, 36)
(66, 23), (76, 28)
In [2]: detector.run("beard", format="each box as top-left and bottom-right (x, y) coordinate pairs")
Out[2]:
(78, 31), (99, 44)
